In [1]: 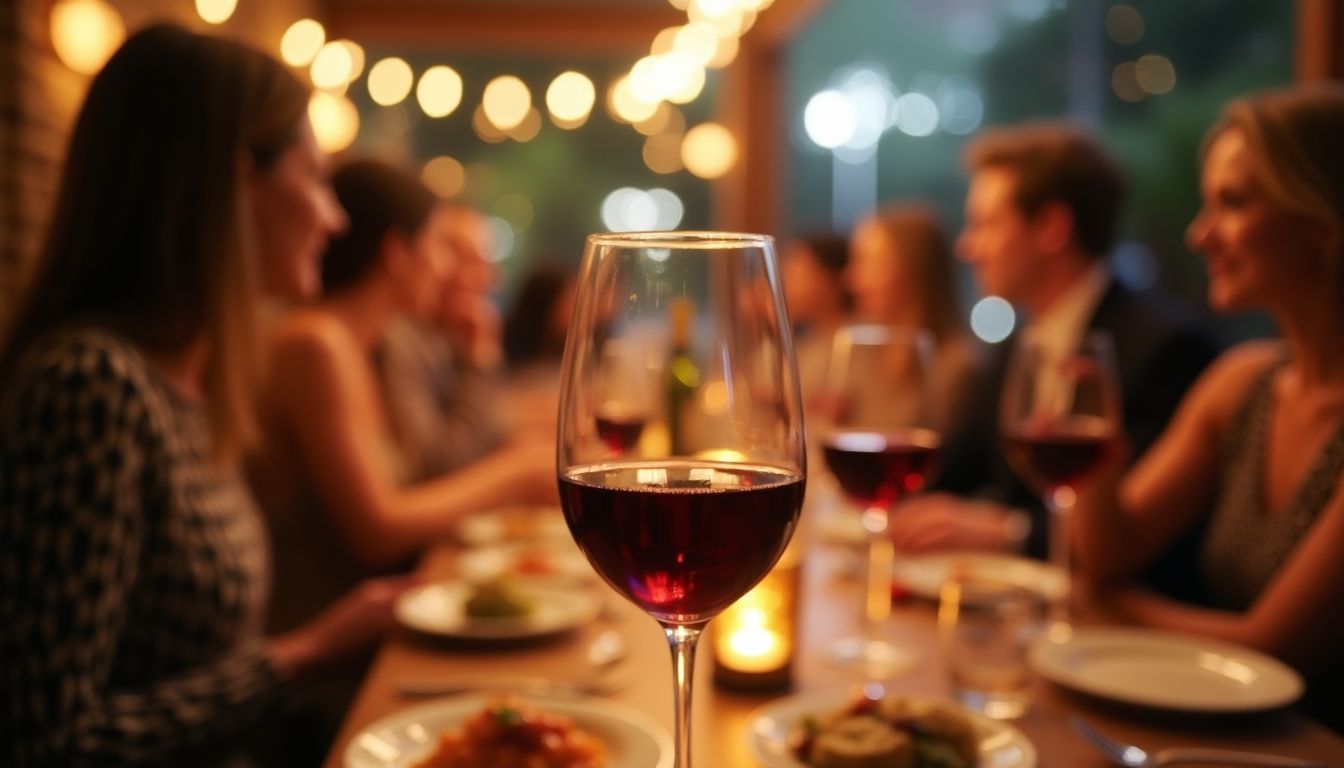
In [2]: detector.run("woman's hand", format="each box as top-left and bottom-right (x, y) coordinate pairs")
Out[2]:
(269, 574), (421, 682)
(888, 493), (1020, 554)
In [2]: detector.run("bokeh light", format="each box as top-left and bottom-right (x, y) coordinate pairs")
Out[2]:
(310, 41), (354, 90)
(893, 92), (939, 136)
(970, 296), (1015, 343)
(308, 91), (359, 153)
(1106, 5), (1145, 45)
(486, 217), (515, 261)
(803, 90), (856, 149)
(421, 156), (466, 198)
(367, 57), (414, 107)
(482, 76), (532, 131)
(682, 122), (737, 179)
(546, 71), (596, 124)
(195, 0), (237, 25)
(280, 19), (325, 67)
(507, 107), (543, 142)
(609, 75), (660, 124)
(336, 40), (366, 82)
(49, 0), (125, 75)
(1111, 61), (1144, 102)
(472, 104), (508, 143)
(643, 134), (685, 174)
(417, 65), (464, 118)
(1135, 54), (1176, 95)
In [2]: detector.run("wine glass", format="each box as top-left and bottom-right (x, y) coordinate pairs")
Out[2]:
(557, 232), (807, 768)
(1000, 330), (1121, 624)
(821, 325), (941, 676)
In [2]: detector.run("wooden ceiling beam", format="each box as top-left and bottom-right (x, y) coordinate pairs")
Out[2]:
(324, 2), (685, 54)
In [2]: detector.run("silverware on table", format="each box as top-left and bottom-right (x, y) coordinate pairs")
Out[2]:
(1072, 716), (1327, 768)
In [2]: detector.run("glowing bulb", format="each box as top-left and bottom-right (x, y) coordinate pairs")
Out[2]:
(507, 107), (542, 142)
(417, 66), (463, 118)
(308, 92), (359, 153)
(195, 0), (236, 25)
(482, 75), (531, 131)
(49, 0), (125, 75)
(644, 134), (685, 174)
(367, 57), (413, 106)
(609, 76), (659, 124)
(335, 40), (365, 82)
(681, 122), (737, 179)
(310, 42), (354, 90)
(804, 90), (856, 149)
(546, 71), (596, 123)
(280, 19), (325, 67)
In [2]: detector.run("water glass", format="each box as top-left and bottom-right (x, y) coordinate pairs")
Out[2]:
(938, 579), (1043, 719)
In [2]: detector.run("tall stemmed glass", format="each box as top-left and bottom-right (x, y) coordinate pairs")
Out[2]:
(557, 232), (807, 768)
(822, 325), (941, 676)
(1000, 330), (1121, 624)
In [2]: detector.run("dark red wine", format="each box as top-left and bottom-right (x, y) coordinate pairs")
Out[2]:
(1004, 420), (1111, 490)
(559, 461), (804, 624)
(595, 414), (646, 452)
(822, 429), (941, 507)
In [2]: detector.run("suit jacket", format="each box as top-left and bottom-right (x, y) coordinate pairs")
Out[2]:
(936, 280), (1223, 573)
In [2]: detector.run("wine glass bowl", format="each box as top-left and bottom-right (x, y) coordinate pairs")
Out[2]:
(556, 232), (806, 768)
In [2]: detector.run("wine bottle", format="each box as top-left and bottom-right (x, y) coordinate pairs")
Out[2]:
(666, 297), (701, 455)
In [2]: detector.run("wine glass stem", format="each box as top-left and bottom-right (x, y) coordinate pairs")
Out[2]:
(663, 622), (705, 768)
(1047, 486), (1075, 625)
(862, 504), (893, 646)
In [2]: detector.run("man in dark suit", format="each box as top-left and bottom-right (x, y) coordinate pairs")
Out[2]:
(890, 123), (1221, 577)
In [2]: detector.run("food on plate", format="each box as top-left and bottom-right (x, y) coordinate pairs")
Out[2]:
(413, 697), (608, 768)
(464, 577), (534, 619)
(792, 695), (978, 768)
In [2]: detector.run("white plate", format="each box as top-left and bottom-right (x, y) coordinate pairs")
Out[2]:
(344, 694), (673, 768)
(1029, 626), (1304, 712)
(457, 540), (594, 584)
(456, 506), (571, 547)
(395, 576), (602, 640)
(749, 692), (1037, 768)
(893, 554), (1069, 603)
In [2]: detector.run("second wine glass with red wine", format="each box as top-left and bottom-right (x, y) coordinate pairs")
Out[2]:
(557, 232), (806, 768)
(821, 325), (941, 676)
(1000, 330), (1121, 624)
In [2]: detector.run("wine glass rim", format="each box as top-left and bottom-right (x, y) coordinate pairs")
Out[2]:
(586, 231), (774, 249)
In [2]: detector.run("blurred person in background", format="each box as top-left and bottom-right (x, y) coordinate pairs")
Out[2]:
(378, 202), (509, 482)
(0, 25), (411, 766)
(501, 261), (578, 430)
(254, 160), (558, 636)
(1075, 84), (1344, 731)
(889, 123), (1221, 563)
(780, 232), (852, 409)
(844, 204), (983, 436)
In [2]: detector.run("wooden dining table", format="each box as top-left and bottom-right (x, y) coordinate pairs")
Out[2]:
(324, 505), (1344, 767)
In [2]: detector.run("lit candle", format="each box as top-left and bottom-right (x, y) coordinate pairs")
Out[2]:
(712, 540), (801, 690)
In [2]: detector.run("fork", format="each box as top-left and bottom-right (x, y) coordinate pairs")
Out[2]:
(1071, 717), (1327, 768)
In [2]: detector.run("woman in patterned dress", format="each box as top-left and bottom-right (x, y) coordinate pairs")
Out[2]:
(0, 25), (412, 765)
(1074, 84), (1344, 731)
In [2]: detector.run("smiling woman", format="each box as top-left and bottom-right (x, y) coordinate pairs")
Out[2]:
(1072, 83), (1344, 734)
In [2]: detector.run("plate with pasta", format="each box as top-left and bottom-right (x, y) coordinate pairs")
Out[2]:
(344, 694), (673, 768)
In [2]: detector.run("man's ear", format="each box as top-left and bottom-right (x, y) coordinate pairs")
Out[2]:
(1031, 201), (1075, 256)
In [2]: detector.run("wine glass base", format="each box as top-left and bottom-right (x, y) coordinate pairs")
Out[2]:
(828, 637), (917, 679)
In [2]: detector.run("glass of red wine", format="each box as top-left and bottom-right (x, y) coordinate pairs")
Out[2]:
(821, 325), (941, 676)
(1000, 330), (1120, 624)
(595, 338), (653, 453)
(557, 232), (806, 768)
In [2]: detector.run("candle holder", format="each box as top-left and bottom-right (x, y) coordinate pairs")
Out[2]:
(711, 537), (802, 691)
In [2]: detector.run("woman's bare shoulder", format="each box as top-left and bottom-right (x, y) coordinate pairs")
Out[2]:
(1188, 339), (1285, 418)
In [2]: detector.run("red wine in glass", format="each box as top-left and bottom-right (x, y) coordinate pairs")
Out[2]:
(560, 460), (804, 625)
(822, 429), (942, 507)
(1003, 416), (1112, 492)
(595, 413), (646, 452)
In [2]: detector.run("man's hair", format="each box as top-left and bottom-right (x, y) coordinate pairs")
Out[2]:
(964, 122), (1126, 259)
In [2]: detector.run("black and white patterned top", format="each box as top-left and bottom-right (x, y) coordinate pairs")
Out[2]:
(0, 327), (284, 766)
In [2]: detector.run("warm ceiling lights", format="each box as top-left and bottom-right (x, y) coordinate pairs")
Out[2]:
(49, 0), (125, 75)
(482, 76), (532, 131)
